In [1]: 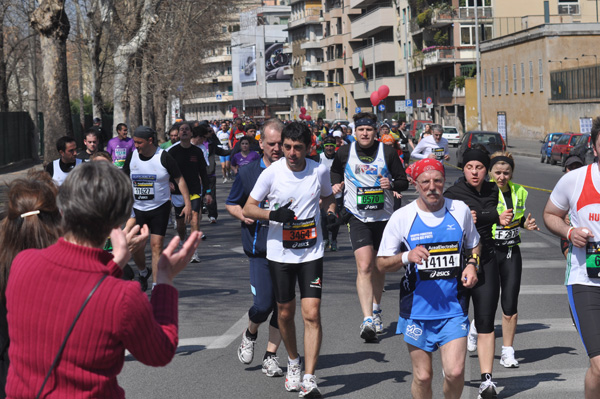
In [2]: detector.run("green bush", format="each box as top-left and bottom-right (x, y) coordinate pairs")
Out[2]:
(318, 109), (326, 119)
(416, 8), (432, 27)
(448, 76), (465, 90)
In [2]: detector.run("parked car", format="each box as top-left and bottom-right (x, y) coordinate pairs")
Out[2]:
(540, 132), (563, 164)
(407, 120), (433, 143)
(442, 126), (461, 147)
(569, 133), (596, 165)
(455, 131), (506, 168)
(550, 132), (582, 165)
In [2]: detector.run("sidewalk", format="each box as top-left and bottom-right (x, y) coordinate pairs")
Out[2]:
(0, 160), (43, 207)
(505, 137), (542, 159)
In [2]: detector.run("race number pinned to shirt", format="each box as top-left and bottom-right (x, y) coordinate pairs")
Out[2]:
(114, 148), (128, 168)
(357, 186), (385, 210)
(418, 241), (461, 280)
(132, 174), (156, 200)
(433, 147), (444, 160)
(283, 218), (317, 249)
(494, 220), (521, 247)
(586, 241), (600, 278)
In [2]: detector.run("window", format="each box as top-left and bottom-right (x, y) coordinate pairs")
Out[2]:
(498, 67), (501, 95)
(226, 46), (231, 55)
(460, 24), (493, 45)
(227, 66), (232, 75)
(558, 0), (580, 15)
(520, 62), (525, 93)
(504, 65), (509, 93)
(529, 61), (534, 92)
(539, 59), (544, 92)
(513, 64), (517, 94)
(221, 26), (227, 34)
(484, 69), (487, 96)
(491, 68), (495, 95)
(403, 43), (407, 59)
(402, 8), (406, 24)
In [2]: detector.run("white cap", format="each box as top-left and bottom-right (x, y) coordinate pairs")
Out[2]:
(333, 131), (343, 138)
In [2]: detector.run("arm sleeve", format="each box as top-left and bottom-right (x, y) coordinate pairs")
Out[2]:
(249, 166), (273, 203)
(230, 154), (239, 167)
(226, 173), (247, 206)
(410, 140), (427, 159)
(383, 146), (409, 193)
(161, 151), (182, 180)
(330, 146), (350, 184)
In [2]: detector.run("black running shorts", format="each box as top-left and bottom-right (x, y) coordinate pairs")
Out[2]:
(568, 284), (600, 358)
(174, 197), (202, 219)
(348, 215), (387, 252)
(268, 258), (323, 303)
(133, 201), (171, 236)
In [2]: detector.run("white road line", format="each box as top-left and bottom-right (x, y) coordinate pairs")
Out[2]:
(522, 260), (565, 269)
(231, 246), (245, 255)
(520, 285), (566, 295)
(519, 241), (550, 248)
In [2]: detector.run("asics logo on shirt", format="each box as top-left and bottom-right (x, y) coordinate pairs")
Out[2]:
(429, 270), (452, 279)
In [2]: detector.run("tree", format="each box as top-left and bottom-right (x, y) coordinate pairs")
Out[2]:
(0, 3), (9, 111)
(30, 0), (73, 161)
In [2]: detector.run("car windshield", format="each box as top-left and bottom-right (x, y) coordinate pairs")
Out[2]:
(444, 127), (458, 133)
(556, 135), (570, 145)
(471, 133), (500, 145)
(549, 134), (562, 143)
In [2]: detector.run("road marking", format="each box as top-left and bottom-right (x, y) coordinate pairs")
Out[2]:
(522, 260), (564, 269)
(519, 285), (566, 295)
(519, 241), (550, 248)
(231, 246), (245, 255)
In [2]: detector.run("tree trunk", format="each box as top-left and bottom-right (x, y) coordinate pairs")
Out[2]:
(74, 1), (85, 129)
(153, 90), (167, 138)
(30, 0), (73, 162)
(127, 56), (142, 131)
(0, 6), (9, 112)
(28, 0), (40, 161)
(141, 52), (154, 127)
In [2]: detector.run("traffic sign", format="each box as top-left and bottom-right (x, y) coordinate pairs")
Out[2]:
(395, 101), (405, 112)
(216, 93), (222, 101)
(417, 99), (423, 108)
(426, 97), (432, 105)
(378, 104), (386, 112)
(405, 99), (413, 107)
(336, 102), (341, 109)
(406, 106), (414, 114)
(355, 107), (361, 113)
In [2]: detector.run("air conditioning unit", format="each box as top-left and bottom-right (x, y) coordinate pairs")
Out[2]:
(317, 105), (324, 110)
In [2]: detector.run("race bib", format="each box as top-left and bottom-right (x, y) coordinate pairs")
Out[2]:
(132, 174), (156, 200)
(236, 132), (244, 139)
(114, 148), (127, 168)
(282, 218), (317, 249)
(433, 147), (444, 160)
(357, 186), (384, 210)
(418, 241), (461, 280)
(586, 241), (600, 278)
(494, 220), (521, 246)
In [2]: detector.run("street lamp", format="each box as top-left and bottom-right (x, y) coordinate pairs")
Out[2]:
(564, 57), (580, 68)
(548, 59), (562, 69)
(582, 54), (598, 66)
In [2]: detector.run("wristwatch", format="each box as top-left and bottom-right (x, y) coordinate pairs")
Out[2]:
(466, 253), (480, 273)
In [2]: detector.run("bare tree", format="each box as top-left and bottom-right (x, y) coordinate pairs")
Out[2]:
(30, 0), (73, 161)
(0, 3), (9, 111)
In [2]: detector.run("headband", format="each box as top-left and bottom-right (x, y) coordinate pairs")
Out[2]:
(354, 118), (376, 128)
(489, 156), (514, 171)
(133, 125), (155, 140)
(462, 149), (490, 170)
(409, 159), (445, 181)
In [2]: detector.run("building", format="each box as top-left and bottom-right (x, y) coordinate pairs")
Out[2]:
(477, 23), (600, 139)
(231, 2), (293, 120)
(286, 0), (326, 121)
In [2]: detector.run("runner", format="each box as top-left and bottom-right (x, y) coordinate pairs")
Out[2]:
(377, 158), (480, 399)
(543, 117), (600, 399)
(217, 121), (232, 182)
(444, 147), (513, 399)
(487, 152), (540, 369)
(411, 124), (450, 162)
(243, 121), (336, 397)
(106, 123), (135, 169)
(76, 129), (99, 162)
(319, 135), (343, 251)
(123, 126), (192, 291)
(231, 136), (260, 174)
(45, 136), (82, 186)
(160, 126), (180, 150)
(167, 122), (212, 263)
(330, 112), (409, 341)
(229, 117), (246, 149)
(226, 118), (285, 378)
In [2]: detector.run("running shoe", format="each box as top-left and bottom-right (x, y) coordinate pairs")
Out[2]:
(500, 346), (519, 368)
(330, 240), (338, 251)
(190, 252), (201, 263)
(372, 309), (384, 334)
(237, 332), (255, 364)
(360, 318), (377, 342)
(201, 233), (207, 241)
(137, 268), (152, 292)
(223, 177), (228, 184)
(209, 217), (217, 224)
(285, 357), (302, 392)
(323, 239), (330, 252)
(467, 319), (478, 352)
(262, 355), (284, 377)
(299, 375), (322, 398)
(478, 376), (498, 399)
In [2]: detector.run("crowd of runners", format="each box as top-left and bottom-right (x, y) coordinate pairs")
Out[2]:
(1, 113), (599, 398)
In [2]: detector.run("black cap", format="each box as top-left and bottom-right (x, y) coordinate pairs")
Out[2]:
(133, 126), (155, 140)
(564, 155), (584, 169)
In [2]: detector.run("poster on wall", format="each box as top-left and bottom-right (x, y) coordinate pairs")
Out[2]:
(497, 111), (507, 143)
(580, 117), (593, 134)
(239, 46), (256, 83)
(265, 43), (290, 81)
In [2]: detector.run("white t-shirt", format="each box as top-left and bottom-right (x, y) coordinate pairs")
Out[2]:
(249, 158), (333, 264)
(550, 164), (600, 286)
(217, 130), (230, 150)
(411, 135), (449, 160)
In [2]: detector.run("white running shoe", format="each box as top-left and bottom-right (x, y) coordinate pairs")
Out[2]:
(223, 177), (228, 184)
(478, 375), (498, 399)
(237, 332), (255, 364)
(500, 346), (519, 368)
(285, 358), (302, 392)
(262, 356), (284, 377)
(360, 318), (377, 342)
(299, 375), (322, 398)
(467, 319), (478, 352)
(190, 252), (201, 263)
(372, 310), (384, 334)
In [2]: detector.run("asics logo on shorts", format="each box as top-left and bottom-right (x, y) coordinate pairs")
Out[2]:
(406, 324), (423, 340)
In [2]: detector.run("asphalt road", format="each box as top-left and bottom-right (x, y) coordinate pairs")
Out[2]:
(116, 155), (582, 398)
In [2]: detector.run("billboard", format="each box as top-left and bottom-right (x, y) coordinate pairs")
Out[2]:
(265, 43), (290, 81)
(239, 46), (256, 83)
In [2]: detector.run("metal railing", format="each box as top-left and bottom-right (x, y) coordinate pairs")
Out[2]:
(551, 65), (600, 101)
(457, 7), (492, 19)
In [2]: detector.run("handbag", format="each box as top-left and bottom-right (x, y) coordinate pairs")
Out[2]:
(35, 274), (108, 399)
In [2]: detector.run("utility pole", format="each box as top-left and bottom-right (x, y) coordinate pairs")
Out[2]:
(372, 37), (377, 118)
(475, 2), (482, 130)
(404, 12), (411, 123)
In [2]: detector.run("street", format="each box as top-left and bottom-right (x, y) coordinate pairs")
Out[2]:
(116, 154), (585, 398)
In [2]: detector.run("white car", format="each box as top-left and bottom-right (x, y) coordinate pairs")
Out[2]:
(442, 126), (461, 147)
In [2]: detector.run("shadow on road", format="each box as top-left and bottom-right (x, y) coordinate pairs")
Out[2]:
(467, 372), (565, 398)
(319, 370), (411, 397)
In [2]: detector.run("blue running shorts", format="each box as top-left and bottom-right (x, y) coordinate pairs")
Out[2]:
(396, 315), (469, 352)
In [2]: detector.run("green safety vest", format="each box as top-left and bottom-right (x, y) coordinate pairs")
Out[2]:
(492, 180), (528, 247)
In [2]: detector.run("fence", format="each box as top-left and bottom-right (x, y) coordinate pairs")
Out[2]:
(0, 112), (35, 167)
(551, 65), (600, 101)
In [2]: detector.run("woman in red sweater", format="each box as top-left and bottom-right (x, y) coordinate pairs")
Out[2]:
(5, 161), (201, 398)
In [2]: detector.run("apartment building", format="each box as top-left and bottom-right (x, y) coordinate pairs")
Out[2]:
(286, 0), (326, 120)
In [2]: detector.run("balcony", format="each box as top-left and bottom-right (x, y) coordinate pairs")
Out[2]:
(321, 57), (345, 71)
(301, 39), (323, 50)
(430, 8), (455, 27)
(282, 43), (292, 54)
(196, 75), (233, 84)
(287, 85), (326, 96)
(352, 41), (397, 67)
(320, 34), (344, 47)
(353, 76), (405, 99)
(457, 7), (492, 20)
(350, 6), (395, 39)
(302, 63), (323, 72)
(288, 8), (322, 30)
(185, 92), (234, 104)
(421, 47), (476, 67)
(350, 0), (380, 9)
(204, 54), (232, 64)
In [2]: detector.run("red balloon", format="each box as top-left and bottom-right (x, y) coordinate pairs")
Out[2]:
(378, 85), (390, 100)
(232, 113), (238, 119)
(370, 92), (380, 107)
(231, 107), (238, 113)
(306, 115), (312, 121)
(299, 114), (305, 120)
(300, 107), (307, 114)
